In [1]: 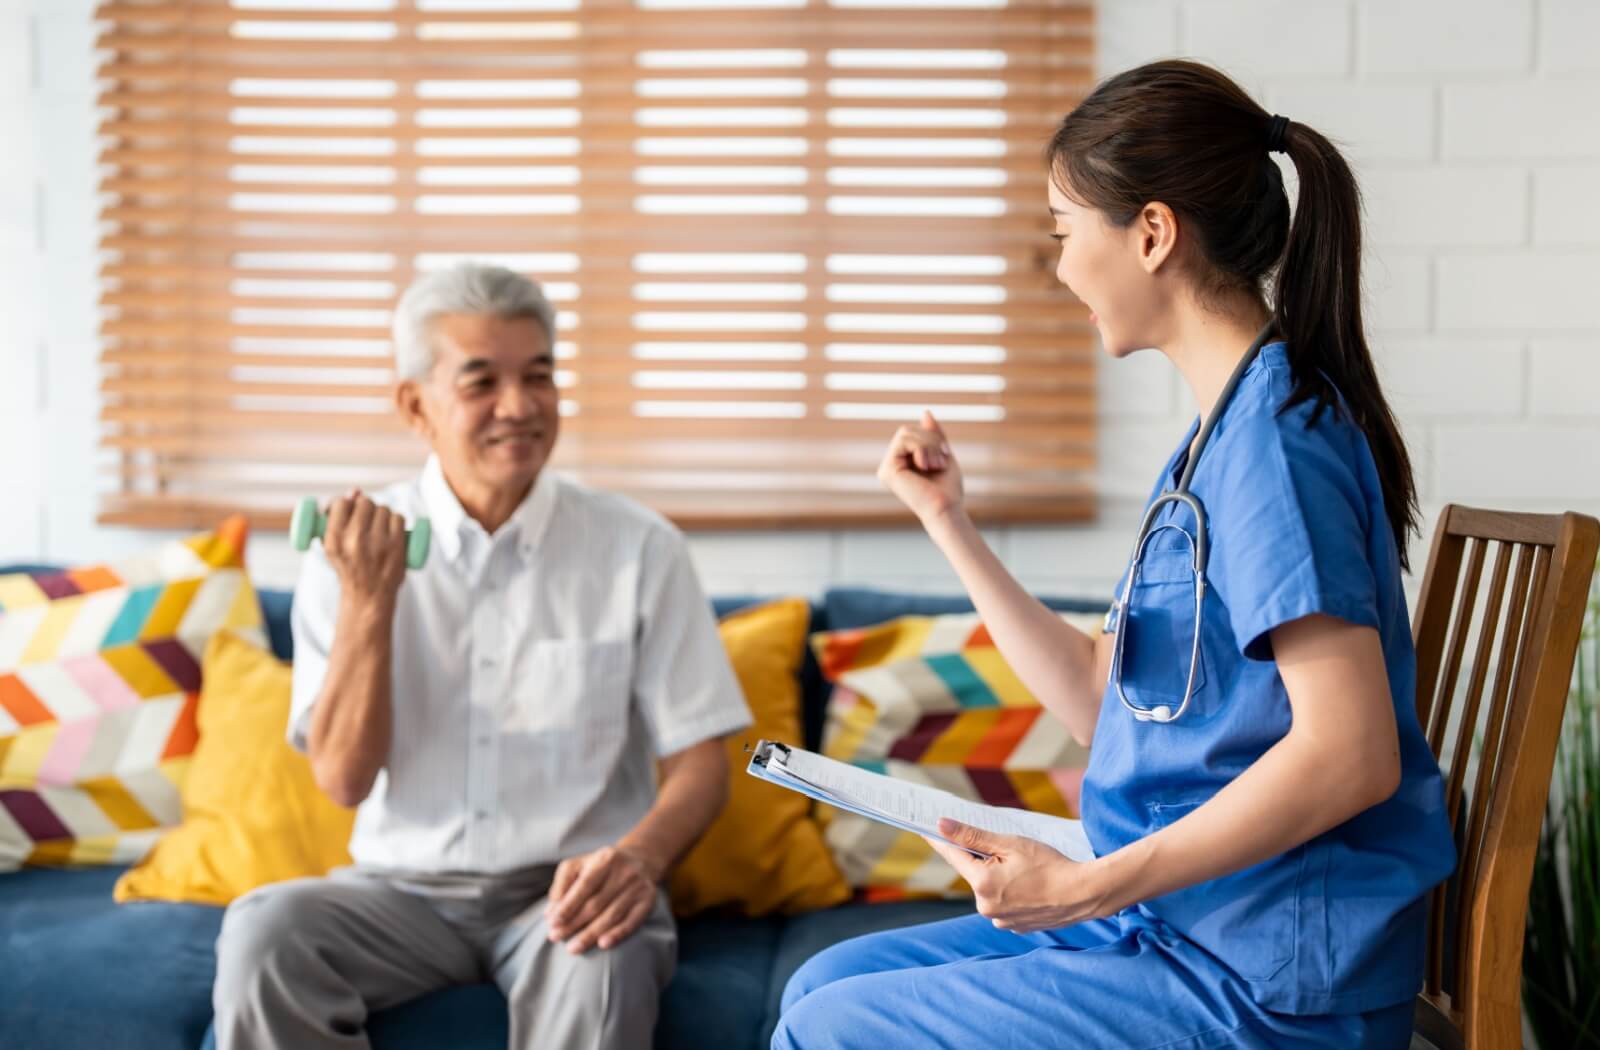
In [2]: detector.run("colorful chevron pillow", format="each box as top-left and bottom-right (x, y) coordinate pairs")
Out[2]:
(0, 518), (265, 869)
(812, 609), (1102, 899)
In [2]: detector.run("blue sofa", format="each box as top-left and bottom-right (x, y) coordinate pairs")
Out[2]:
(0, 575), (1104, 1050)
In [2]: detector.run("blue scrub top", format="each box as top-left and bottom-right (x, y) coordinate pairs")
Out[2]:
(1084, 341), (1456, 1017)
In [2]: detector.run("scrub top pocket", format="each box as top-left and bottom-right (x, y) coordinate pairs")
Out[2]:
(1145, 796), (1301, 983)
(1117, 546), (1208, 709)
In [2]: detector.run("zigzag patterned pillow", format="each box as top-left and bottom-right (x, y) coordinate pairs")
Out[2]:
(0, 518), (265, 869)
(813, 609), (1102, 899)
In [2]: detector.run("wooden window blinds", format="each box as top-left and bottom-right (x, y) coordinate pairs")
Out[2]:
(96, 0), (1096, 530)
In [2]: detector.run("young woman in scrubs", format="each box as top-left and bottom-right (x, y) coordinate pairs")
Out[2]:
(772, 59), (1456, 1050)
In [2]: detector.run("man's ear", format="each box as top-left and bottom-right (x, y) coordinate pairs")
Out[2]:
(395, 379), (431, 440)
(1135, 201), (1180, 275)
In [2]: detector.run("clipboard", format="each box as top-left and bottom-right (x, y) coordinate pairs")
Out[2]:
(747, 740), (994, 860)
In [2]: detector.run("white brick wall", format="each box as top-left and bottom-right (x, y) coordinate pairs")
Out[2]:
(1364, 167), (1528, 247)
(1183, 1), (1354, 81)
(1533, 166), (1600, 245)
(1529, 339), (1600, 416)
(1438, 253), (1600, 331)
(1, 0), (1598, 609)
(1539, 0), (1600, 75)
(1444, 80), (1600, 159)
(1360, 1), (1534, 75)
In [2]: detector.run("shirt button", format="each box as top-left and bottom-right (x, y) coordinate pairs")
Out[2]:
(475, 810), (490, 822)
(476, 733), (492, 746)
(478, 655), (495, 668)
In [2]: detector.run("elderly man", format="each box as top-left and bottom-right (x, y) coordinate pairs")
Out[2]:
(212, 263), (750, 1049)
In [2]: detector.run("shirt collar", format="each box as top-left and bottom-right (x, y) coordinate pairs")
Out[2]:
(419, 455), (559, 564)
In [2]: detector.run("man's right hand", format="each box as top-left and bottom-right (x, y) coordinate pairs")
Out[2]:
(322, 490), (408, 606)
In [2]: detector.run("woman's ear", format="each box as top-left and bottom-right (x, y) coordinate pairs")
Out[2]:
(1135, 201), (1179, 274)
(394, 380), (432, 440)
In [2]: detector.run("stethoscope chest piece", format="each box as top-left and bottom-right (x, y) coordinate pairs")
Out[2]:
(1133, 704), (1175, 723)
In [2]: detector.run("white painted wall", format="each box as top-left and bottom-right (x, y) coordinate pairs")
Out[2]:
(2, 0), (1598, 602)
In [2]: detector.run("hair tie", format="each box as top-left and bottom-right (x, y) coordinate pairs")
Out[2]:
(1265, 114), (1290, 154)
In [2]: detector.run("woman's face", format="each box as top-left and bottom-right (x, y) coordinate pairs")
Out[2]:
(1047, 178), (1168, 358)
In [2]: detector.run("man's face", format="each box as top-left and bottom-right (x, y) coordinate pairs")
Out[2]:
(397, 313), (560, 497)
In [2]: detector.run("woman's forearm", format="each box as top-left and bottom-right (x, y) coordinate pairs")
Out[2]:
(922, 507), (1105, 745)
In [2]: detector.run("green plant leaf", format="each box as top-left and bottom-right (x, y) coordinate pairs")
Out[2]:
(1524, 559), (1600, 1049)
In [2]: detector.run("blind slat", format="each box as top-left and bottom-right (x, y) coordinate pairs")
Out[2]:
(101, 494), (1095, 533)
(103, 403), (1090, 440)
(99, 56), (1090, 83)
(103, 348), (1095, 378)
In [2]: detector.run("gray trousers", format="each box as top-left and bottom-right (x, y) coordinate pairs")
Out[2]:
(212, 865), (677, 1050)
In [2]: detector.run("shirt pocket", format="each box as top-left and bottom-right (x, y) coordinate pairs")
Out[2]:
(509, 639), (632, 739)
(1116, 546), (1208, 708)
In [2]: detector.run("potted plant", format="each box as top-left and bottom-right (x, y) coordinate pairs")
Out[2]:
(1523, 563), (1600, 1048)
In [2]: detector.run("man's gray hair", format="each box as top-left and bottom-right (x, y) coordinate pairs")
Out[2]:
(391, 262), (557, 381)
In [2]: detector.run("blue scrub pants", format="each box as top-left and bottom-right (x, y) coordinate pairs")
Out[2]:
(772, 912), (1413, 1050)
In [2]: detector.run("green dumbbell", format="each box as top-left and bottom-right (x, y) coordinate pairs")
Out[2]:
(289, 498), (432, 570)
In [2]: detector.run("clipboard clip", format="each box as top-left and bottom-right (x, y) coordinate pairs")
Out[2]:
(747, 740), (993, 862)
(745, 739), (791, 768)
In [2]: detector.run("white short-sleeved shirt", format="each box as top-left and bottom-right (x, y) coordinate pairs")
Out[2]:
(288, 456), (751, 875)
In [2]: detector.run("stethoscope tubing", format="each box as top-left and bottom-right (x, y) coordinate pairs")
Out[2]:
(1108, 322), (1277, 725)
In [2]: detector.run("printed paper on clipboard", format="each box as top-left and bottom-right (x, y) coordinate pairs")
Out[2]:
(745, 740), (1094, 864)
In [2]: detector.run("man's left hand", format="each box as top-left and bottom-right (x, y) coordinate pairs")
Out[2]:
(924, 818), (1102, 934)
(545, 845), (661, 954)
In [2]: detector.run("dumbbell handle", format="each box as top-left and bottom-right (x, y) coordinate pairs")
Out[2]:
(289, 498), (432, 570)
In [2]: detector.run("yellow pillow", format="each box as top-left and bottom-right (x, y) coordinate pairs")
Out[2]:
(113, 631), (353, 905)
(668, 598), (850, 917)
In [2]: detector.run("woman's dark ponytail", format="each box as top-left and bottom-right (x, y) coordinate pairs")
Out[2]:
(1048, 61), (1420, 570)
(1272, 120), (1419, 571)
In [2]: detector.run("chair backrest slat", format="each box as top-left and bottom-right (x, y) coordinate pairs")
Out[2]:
(1446, 540), (1513, 820)
(1429, 538), (1488, 755)
(1414, 508), (1466, 730)
(1410, 505), (1598, 1048)
(1456, 543), (1537, 991)
(1427, 539), (1514, 997)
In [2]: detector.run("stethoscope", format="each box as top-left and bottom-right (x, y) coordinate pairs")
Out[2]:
(1106, 323), (1277, 724)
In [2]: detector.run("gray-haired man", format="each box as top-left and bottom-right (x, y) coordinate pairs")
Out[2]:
(212, 263), (751, 1049)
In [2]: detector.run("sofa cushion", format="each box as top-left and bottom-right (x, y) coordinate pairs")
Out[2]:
(113, 632), (355, 906)
(199, 985), (510, 1050)
(0, 565), (60, 577)
(714, 597), (832, 752)
(0, 865), (222, 1050)
(759, 899), (974, 1045)
(658, 913), (783, 1050)
(257, 588), (294, 663)
(0, 521), (267, 870)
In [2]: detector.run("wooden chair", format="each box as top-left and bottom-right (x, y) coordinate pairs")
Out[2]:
(1409, 505), (1600, 1050)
